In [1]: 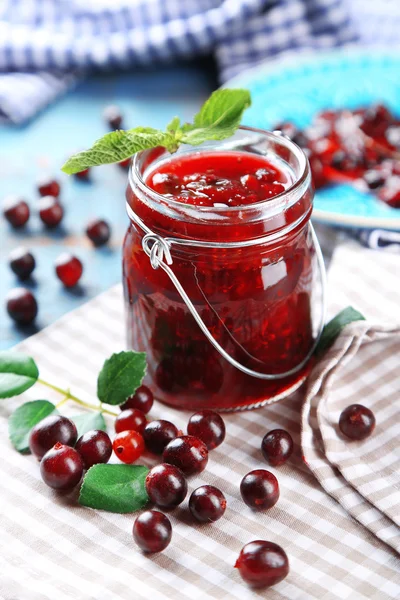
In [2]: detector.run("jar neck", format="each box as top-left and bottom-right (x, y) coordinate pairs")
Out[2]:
(126, 127), (312, 243)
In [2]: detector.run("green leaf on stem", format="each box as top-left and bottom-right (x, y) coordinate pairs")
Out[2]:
(97, 350), (147, 406)
(71, 412), (107, 439)
(315, 306), (366, 357)
(0, 352), (39, 398)
(79, 464), (149, 513)
(9, 400), (58, 453)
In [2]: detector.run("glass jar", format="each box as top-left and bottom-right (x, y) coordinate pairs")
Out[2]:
(123, 126), (323, 411)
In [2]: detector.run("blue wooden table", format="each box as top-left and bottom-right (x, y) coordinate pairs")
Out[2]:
(0, 61), (216, 350)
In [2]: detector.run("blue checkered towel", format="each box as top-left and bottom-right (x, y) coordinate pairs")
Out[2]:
(0, 0), (358, 124)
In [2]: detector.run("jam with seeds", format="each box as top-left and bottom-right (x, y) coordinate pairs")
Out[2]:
(123, 128), (316, 410)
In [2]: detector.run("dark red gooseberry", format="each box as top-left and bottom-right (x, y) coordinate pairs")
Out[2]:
(75, 429), (112, 469)
(187, 410), (225, 450)
(189, 485), (226, 523)
(162, 435), (208, 476)
(133, 510), (172, 553)
(29, 415), (78, 460)
(85, 219), (111, 247)
(6, 288), (38, 324)
(3, 197), (30, 228)
(103, 105), (123, 130)
(235, 540), (289, 588)
(115, 408), (147, 435)
(38, 196), (64, 228)
(121, 385), (153, 413)
(240, 469), (279, 510)
(339, 404), (376, 440)
(143, 420), (178, 455)
(145, 463), (188, 508)
(40, 442), (83, 491)
(261, 429), (293, 467)
(37, 177), (61, 198)
(9, 248), (36, 280)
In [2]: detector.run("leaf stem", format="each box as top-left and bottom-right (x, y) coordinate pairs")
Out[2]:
(37, 378), (118, 417)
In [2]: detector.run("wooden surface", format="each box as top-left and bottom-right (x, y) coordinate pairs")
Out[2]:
(0, 60), (216, 350)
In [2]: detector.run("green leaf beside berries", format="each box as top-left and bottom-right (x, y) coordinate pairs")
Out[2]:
(62, 88), (251, 174)
(9, 400), (58, 453)
(71, 412), (107, 439)
(0, 351), (39, 398)
(97, 350), (147, 406)
(79, 464), (149, 513)
(315, 306), (366, 357)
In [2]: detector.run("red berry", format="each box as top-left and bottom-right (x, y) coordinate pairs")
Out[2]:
(187, 410), (225, 450)
(339, 404), (375, 440)
(162, 435), (208, 476)
(189, 485), (226, 523)
(29, 415), (78, 460)
(143, 419), (178, 454)
(85, 219), (111, 247)
(115, 408), (147, 435)
(40, 442), (83, 491)
(113, 430), (144, 464)
(235, 540), (289, 588)
(37, 177), (61, 198)
(145, 463), (188, 508)
(38, 196), (64, 228)
(9, 248), (35, 280)
(74, 168), (90, 180)
(133, 510), (172, 553)
(121, 385), (153, 413)
(240, 470), (279, 510)
(55, 253), (83, 287)
(118, 158), (131, 170)
(261, 429), (293, 467)
(103, 105), (123, 130)
(3, 197), (30, 228)
(75, 430), (112, 469)
(6, 288), (38, 325)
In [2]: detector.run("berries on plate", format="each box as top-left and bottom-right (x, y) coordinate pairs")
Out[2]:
(162, 435), (208, 476)
(75, 429), (112, 469)
(37, 177), (61, 198)
(339, 404), (376, 440)
(38, 196), (64, 228)
(3, 197), (30, 228)
(143, 419), (178, 455)
(187, 410), (225, 450)
(85, 219), (111, 247)
(240, 469), (279, 510)
(133, 510), (172, 553)
(6, 288), (38, 325)
(29, 415), (78, 460)
(9, 248), (36, 280)
(55, 253), (83, 287)
(121, 385), (153, 414)
(145, 463), (188, 508)
(40, 442), (83, 491)
(113, 430), (144, 464)
(189, 485), (226, 523)
(115, 408), (147, 435)
(261, 429), (293, 467)
(235, 540), (289, 588)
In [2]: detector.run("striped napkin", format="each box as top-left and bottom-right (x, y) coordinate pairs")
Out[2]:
(0, 241), (399, 599)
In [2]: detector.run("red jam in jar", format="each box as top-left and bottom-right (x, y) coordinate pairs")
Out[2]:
(123, 127), (317, 410)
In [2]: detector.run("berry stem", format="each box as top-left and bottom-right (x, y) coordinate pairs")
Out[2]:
(37, 378), (118, 417)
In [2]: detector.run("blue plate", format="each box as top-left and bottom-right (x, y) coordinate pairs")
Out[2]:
(226, 49), (400, 230)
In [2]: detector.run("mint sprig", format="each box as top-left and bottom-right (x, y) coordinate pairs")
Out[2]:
(62, 88), (251, 175)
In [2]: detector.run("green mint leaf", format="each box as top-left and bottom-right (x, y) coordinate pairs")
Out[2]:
(79, 464), (149, 513)
(167, 116), (181, 134)
(181, 88), (251, 145)
(97, 351), (147, 406)
(315, 306), (366, 357)
(71, 412), (107, 439)
(62, 128), (178, 174)
(0, 351), (39, 398)
(9, 400), (57, 453)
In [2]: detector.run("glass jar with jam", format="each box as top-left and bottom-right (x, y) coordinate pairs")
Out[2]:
(123, 126), (324, 411)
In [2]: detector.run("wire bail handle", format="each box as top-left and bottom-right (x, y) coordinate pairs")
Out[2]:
(128, 204), (327, 381)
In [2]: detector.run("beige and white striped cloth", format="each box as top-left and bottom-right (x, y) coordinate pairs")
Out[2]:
(0, 242), (399, 600)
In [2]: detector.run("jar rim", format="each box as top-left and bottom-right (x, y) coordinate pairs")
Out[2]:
(129, 125), (310, 217)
